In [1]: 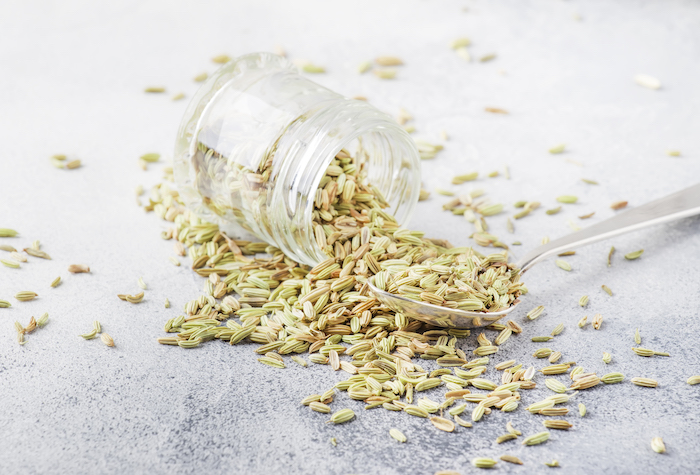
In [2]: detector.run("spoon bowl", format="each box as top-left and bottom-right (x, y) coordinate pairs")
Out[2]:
(368, 183), (700, 329)
(367, 280), (517, 329)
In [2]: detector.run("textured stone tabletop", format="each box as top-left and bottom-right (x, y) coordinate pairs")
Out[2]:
(1, 1), (700, 474)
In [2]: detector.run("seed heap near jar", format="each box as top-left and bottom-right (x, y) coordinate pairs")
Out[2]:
(158, 144), (524, 350)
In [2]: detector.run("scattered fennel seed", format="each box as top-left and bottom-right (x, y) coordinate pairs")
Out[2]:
(172, 93), (185, 101)
(0, 228), (19, 237)
(527, 305), (545, 320)
(472, 458), (497, 468)
(635, 328), (641, 345)
(651, 437), (666, 454)
(556, 195), (578, 204)
(634, 74), (661, 90)
(330, 437), (337, 447)
(631, 377), (658, 388)
(1, 258), (19, 268)
(211, 54), (231, 64)
(194, 72), (208, 82)
(546, 207), (561, 215)
(418, 189), (430, 201)
(66, 160), (82, 170)
(0, 299), (11, 308)
(550, 323), (564, 336)
(101, 333), (115, 347)
(373, 69), (397, 79)
(579, 295), (589, 307)
(137, 277), (147, 290)
(140, 153), (160, 163)
(357, 61), (372, 74)
(686, 376), (700, 385)
(496, 433), (517, 444)
(301, 64), (325, 74)
(500, 455), (523, 465)
(164, 298), (170, 308)
(545, 460), (560, 467)
(601, 372), (624, 384)
(37, 312), (49, 327)
(602, 285), (613, 296)
(389, 428), (407, 443)
(290, 356), (307, 367)
(68, 264), (90, 273)
(430, 416), (455, 432)
(579, 211), (595, 219)
(375, 56), (403, 66)
(485, 107), (508, 114)
(145, 87), (166, 93)
(479, 53), (497, 62)
(592, 314), (603, 330)
(611, 200), (628, 210)
(624, 249), (644, 260)
(581, 178), (598, 185)
(666, 150), (681, 157)
(329, 408), (355, 424)
(15, 291), (38, 301)
(0, 244), (16, 251)
(452, 172), (478, 184)
(522, 431), (550, 446)
(450, 37), (471, 49)
(603, 352), (612, 364)
(555, 260), (571, 271)
(50, 157), (65, 168)
(548, 144), (566, 154)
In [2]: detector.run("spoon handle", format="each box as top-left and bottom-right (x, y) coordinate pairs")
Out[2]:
(517, 183), (700, 271)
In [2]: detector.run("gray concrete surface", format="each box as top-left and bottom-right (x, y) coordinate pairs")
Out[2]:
(1, 0), (700, 473)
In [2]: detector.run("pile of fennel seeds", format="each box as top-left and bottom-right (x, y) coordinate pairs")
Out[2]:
(144, 147), (668, 467)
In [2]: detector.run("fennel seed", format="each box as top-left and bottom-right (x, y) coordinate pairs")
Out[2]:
(430, 416), (455, 432)
(548, 144), (566, 154)
(389, 428), (407, 443)
(329, 408), (354, 424)
(624, 249), (644, 260)
(611, 200), (628, 210)
(472, 458), (497, 468)
(651, 437), (666, 453)
(68, 264), (90, 273)
(101, 333), (115, 347)
(500, 455), (522, 465)
(634, 74), (661, 90)
(15, 291), (38, 302)
(522, 431), (550, 446)
(631, 377), (658, 388)
(556, 195), (578, 204)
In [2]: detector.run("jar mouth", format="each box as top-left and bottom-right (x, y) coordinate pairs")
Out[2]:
(274, 103), (421, 267)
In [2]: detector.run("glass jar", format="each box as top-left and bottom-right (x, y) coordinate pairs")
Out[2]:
(174, 52), (421, 267)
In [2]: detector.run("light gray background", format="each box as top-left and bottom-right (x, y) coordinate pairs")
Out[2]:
(1, 1), (699, 474)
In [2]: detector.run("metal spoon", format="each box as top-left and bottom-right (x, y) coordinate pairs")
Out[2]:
(368, 183), (700, 329)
